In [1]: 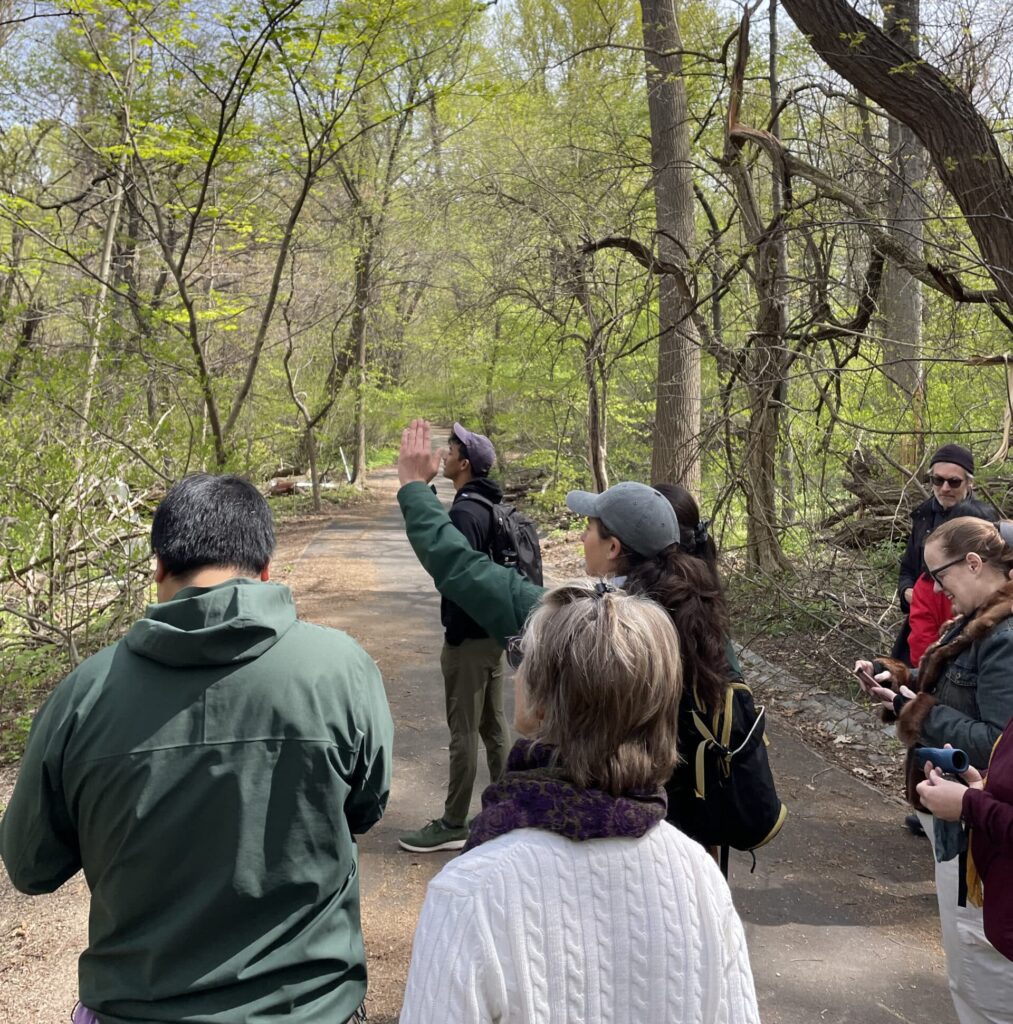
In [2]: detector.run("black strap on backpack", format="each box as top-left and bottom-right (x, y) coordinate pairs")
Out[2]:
(458, 492), (543, 585)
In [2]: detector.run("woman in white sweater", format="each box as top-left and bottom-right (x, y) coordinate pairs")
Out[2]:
(400, 581), (760, 1024)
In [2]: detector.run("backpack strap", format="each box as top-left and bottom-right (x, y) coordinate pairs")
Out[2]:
(689, 684), (734, 800)
(689, 681), (764, 800)
(458, 491), (495, 511)
(455, 492), (497, 555)
(727, 682), (766, 757)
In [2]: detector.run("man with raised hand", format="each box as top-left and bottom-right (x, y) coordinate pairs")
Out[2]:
(0, 473), (393, 1024)
(399, 423), (510, 854)
(396, 419), (542, 650)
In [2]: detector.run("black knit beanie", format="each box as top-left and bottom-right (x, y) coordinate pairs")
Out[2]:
(929, 443), (974, 475)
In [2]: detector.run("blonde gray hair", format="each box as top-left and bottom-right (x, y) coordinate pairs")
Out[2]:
(519, 581), (682, 795)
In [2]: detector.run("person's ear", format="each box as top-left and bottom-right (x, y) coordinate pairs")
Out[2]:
(606, 536), (622, 563)
(154, 555), (168, 584)
(260, 561), (271, 582)
(967, 553), (982, 573)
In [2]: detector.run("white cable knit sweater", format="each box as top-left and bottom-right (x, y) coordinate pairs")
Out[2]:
(400, 823), (760, 1023)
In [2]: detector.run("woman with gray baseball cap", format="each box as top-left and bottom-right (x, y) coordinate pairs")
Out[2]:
(564, 483), (740, 840)
(564, 480), (732, 716)
(565, 482), (679, 567)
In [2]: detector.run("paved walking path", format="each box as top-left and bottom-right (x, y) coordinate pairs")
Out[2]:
(0, 468), (956, 1023)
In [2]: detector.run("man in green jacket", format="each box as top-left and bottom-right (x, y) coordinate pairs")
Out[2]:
(0, 474), (393, 1024)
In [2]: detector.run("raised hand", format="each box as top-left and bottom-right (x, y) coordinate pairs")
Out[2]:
(398, 419), (443, 486)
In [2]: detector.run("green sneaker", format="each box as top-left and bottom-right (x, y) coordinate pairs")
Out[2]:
(398, 818), (468, 853)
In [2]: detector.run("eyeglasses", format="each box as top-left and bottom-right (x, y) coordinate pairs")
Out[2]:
(506, 635), (524, 670)
(930, 474), (966, 489)
(925, 554), (967, 587)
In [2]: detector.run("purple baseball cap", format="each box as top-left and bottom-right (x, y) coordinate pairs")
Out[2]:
(451, 422), (496, 476)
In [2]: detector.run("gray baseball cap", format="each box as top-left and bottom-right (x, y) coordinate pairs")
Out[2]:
(566, 482), (680, 558)
(451, 422), (496, 476)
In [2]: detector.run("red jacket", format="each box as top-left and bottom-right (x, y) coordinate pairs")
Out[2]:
(963, 719), (1013, 961)
(908, 573), (953, 666)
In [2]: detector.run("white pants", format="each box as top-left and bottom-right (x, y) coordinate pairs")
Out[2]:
(918, 811), (1013, 1024)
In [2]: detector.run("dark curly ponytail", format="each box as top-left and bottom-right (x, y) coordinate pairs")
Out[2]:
(598, 521), (731, 713)
(653, 484), (721, 587)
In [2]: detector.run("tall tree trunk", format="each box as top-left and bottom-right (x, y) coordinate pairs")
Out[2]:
(349, 225), (374, 487)
(353, 346), (367, 487)
(640, 0), (701, 490)
(481, 315), (500, 438)
(771, 0), (795, 526)
(79, 26), (136, 432)
(574, 257), (609, 492)
(880, 0), (926, 465)
(584, 344), (608, 493)
(306, 427), (321, 511)
(0, 301), (43, 406)
(79, 152), (129, 430)
(727, 8), (792, 572)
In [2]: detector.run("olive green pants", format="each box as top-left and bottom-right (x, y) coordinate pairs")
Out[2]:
(441, 637), (508, 827)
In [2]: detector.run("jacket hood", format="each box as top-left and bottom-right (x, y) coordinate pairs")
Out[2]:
(457, 476), (503, 504)
(124, 578), (297, 668)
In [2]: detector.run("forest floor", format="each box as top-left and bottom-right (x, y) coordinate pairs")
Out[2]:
(1, 468), (956, 1023)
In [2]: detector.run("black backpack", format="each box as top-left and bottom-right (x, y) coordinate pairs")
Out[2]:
(666, 678), (786, 870)
(462, 493), (543, 586)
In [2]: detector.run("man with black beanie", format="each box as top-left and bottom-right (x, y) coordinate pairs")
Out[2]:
(896, 444), (996, 651)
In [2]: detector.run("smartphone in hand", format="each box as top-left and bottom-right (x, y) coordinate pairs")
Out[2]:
(855, 666), (880, 691)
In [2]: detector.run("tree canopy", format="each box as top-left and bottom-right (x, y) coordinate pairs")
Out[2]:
(3, 0), (1013, 752)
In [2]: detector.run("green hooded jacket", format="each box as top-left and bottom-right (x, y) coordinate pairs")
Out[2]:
(398, 481), (543, 646)
(0, 579), (393, 1023)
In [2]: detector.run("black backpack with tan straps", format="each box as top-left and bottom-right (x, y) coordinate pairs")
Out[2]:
(666, 675), (786, 866)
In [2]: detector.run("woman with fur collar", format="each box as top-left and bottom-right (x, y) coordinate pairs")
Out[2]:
(855, 517), (1013, 1024)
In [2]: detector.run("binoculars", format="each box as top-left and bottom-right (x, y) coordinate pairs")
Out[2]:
(915, 747), (970, 774)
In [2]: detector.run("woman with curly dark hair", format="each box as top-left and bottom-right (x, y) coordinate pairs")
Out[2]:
(565, 484), (786, 854)
(586, 490), (730, 718)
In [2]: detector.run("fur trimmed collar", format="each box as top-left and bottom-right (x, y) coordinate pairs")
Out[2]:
(880, 580), (1013, 807)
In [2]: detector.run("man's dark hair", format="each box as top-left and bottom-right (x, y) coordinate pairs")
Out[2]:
(448, 433), (469, 460)
(151, 474), (275, 577)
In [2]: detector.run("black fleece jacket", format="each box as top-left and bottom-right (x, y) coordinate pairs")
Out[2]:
(441, 476), (503, 645)
(897, 495), (997, 611)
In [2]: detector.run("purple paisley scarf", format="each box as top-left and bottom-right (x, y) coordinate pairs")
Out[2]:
(464, 739), (667, 852)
